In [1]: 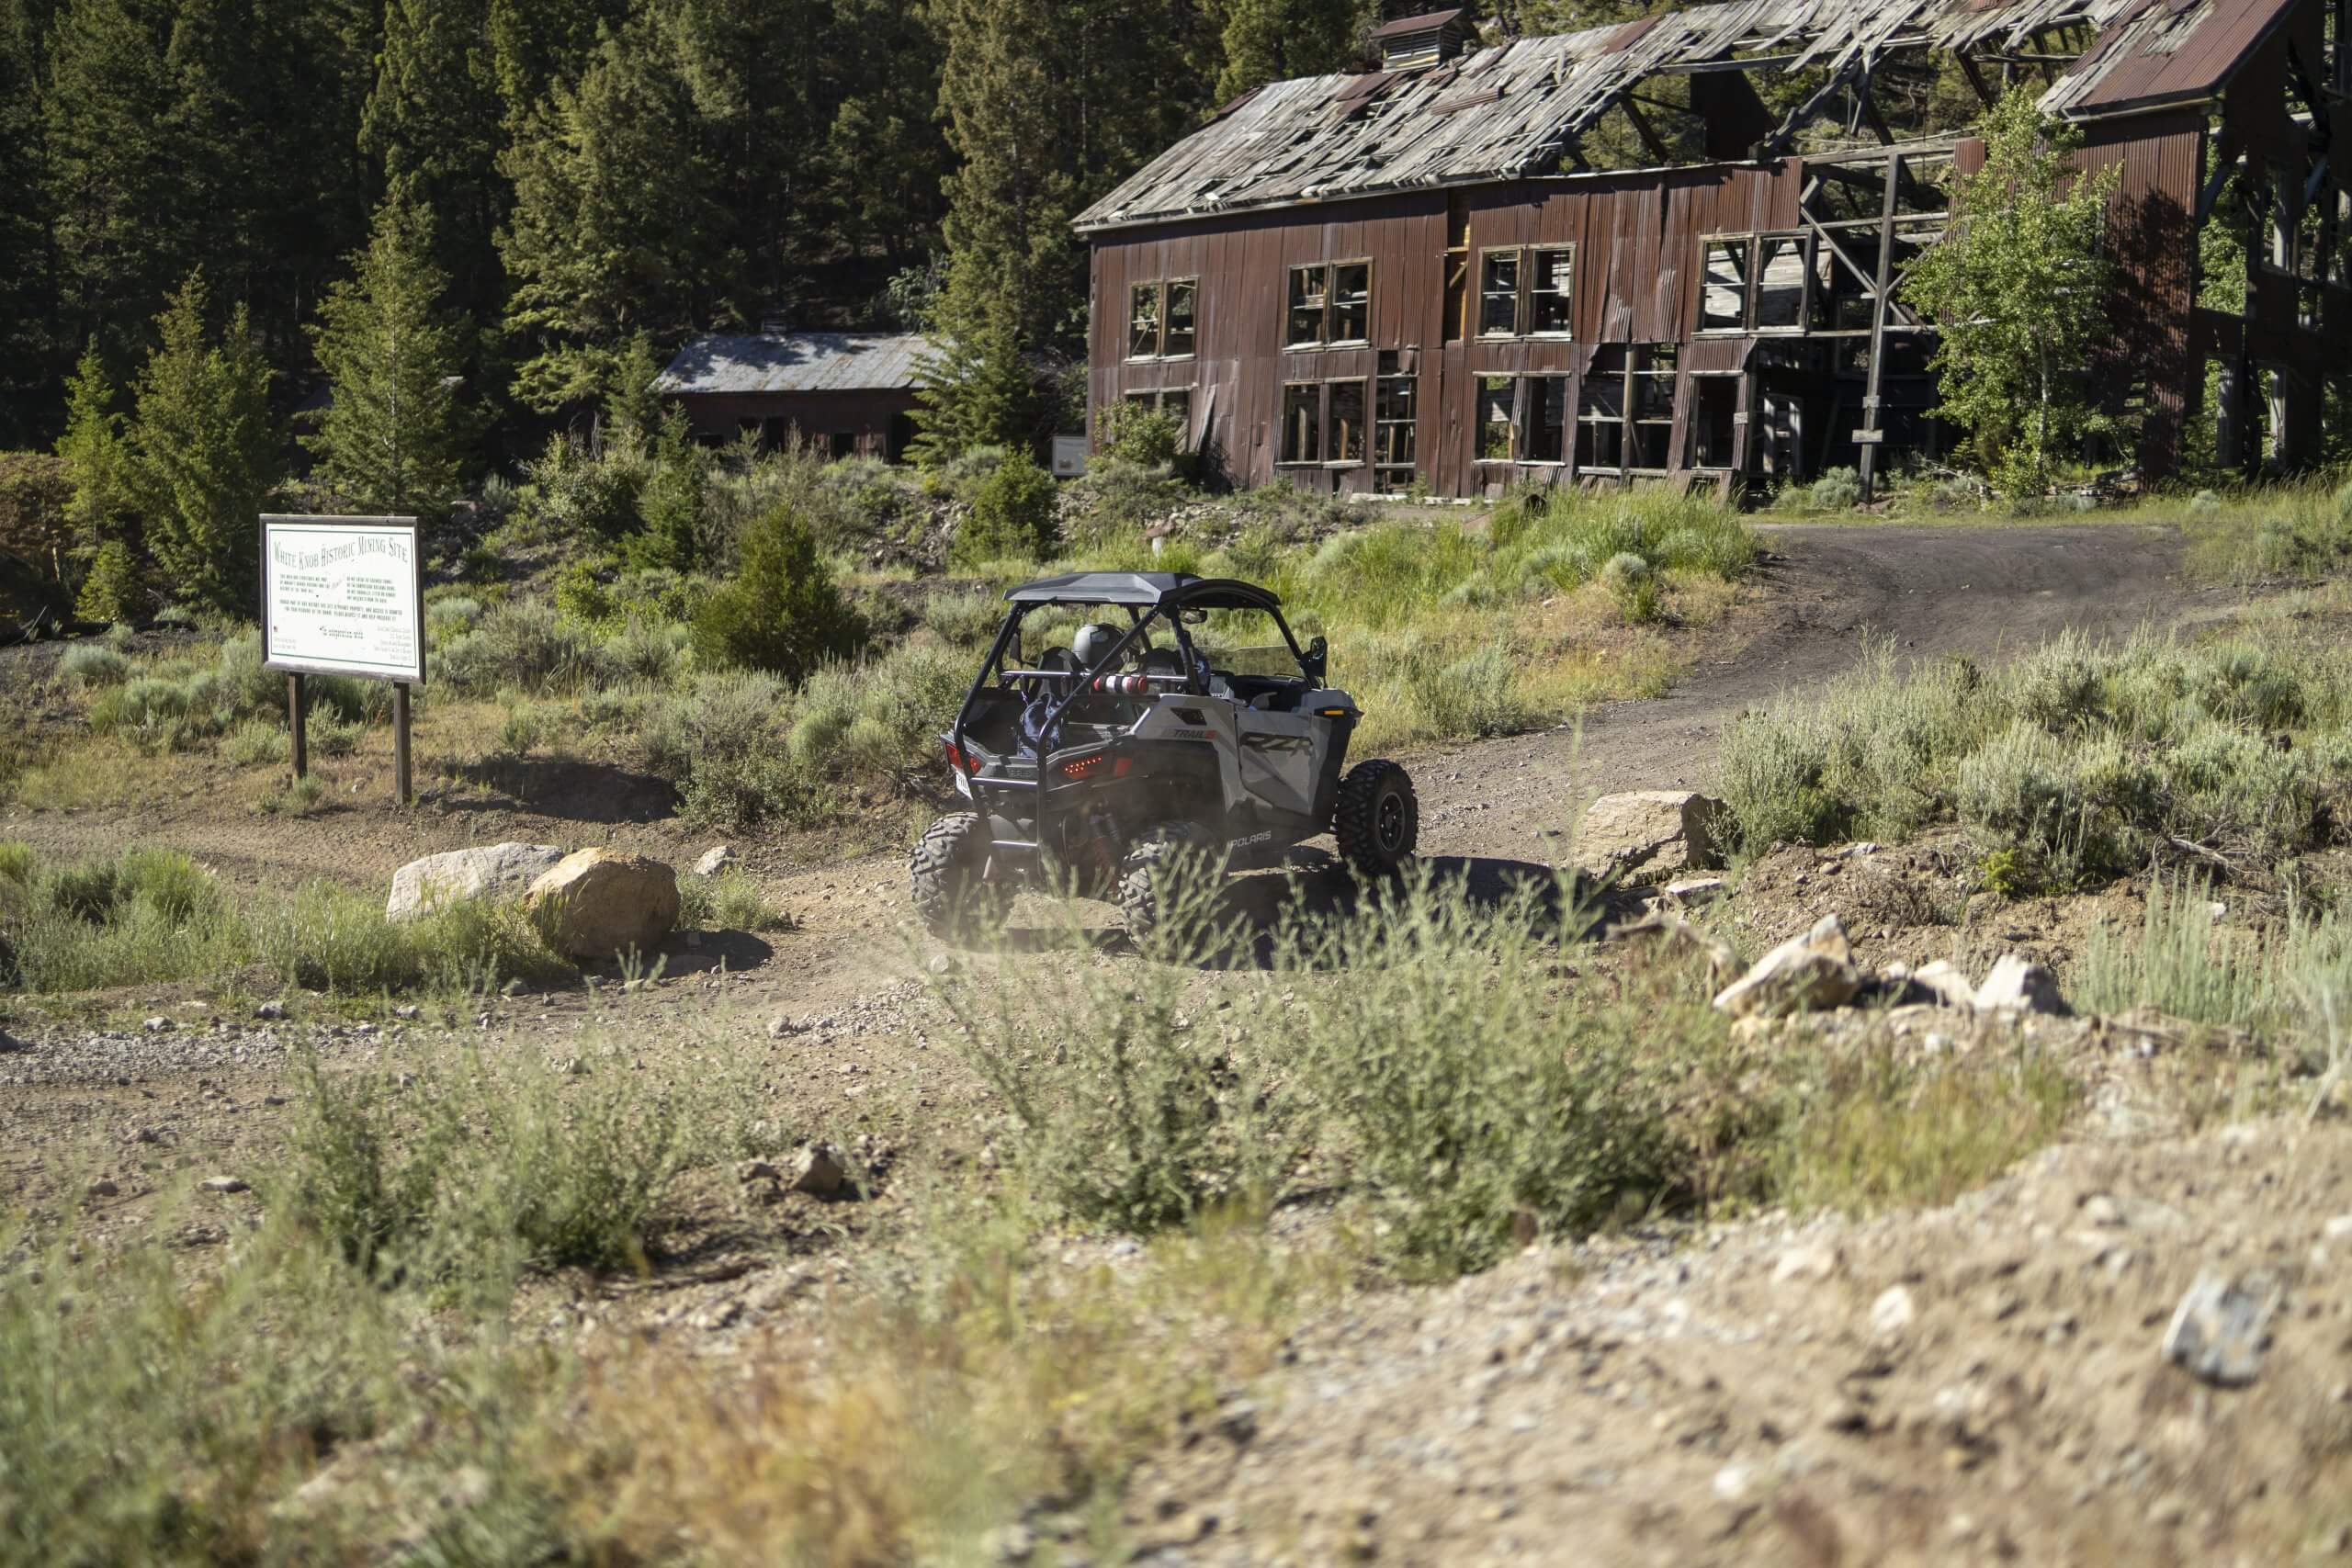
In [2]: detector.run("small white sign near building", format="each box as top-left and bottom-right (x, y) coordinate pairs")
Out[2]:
(1051, 434), (1090, 479)
(260, 515), (424, 683)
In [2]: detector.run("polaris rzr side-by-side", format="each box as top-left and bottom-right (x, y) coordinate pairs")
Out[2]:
(909, 571), (1419, 942)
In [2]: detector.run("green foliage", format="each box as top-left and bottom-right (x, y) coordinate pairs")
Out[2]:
(80, 631), (368, 751)
(1901, 89), (2122, 496)
(254, 879), (572, 996)
(676, 866), (794, 932)
(303, 189), (475, 517)
(690, 502), (865, 680)
(126, 273), (281, 611)
(56, 340), (136, 549)
(57, 639), (130, 688)
(436, 600), (612, 695)
(1214, 0), (1370, 100)
(72, 538), (139, 622)
(0, 845), (245, 991)
(956, 451), (1057, 562)
(1093, 400), (1184, 467)
(1717, 631), (2352, 876)
(1807, 466), (1862, 511)
(521, 431), (650, 540)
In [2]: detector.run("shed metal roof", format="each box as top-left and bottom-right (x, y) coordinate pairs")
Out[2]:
(1074, 0), (2295, 233)
(653, 332), (940, 396)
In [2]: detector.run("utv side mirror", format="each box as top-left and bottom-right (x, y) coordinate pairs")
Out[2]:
(1304, 635), (1328, 685)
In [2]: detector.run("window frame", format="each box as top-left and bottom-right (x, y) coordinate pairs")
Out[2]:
(1276, 379), (1373, 469)
(1125, 275), (1197, 361)
(1374, 357), (1418, 479)
(1162, 277), (1198, 358)
(1126, 280), (1163, 361)
(1528, 243), (1576, 338)
(1284, 259), (1374, 350)
(1697, 231), (1818, 336)
(1477, 246), (1525, 340)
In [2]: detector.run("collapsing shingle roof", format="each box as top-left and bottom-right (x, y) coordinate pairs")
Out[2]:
(1074, 0), (2296, 234)
(653, 332), (941, 396)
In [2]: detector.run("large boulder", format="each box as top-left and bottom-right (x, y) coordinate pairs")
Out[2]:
(1713, 913), (1860, 1018)
(1572, 790), (1724, 883)
(526, 849), (680, 961)
(387, 842), (565, 921)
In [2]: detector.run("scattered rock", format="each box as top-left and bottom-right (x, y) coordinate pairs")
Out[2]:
(392, 1004), (419, 1020)
(387, 842), (565, 921)
(2162, 1269), (2281, 1387)
(1664, 874), (1726, 906)
(525, 849), (681, 961)
(199, 1175), (249, 1194)
(1870, 1285), (1917, 1337)
(2323, 1213), (2352, 1243)
(254, 1000), (286, 1020)
(141, 1016), (172, 1032)
(767, 1015), (810, 1039)
(1772, 1241), (1842, 1284)
(1909, 960), (1978, 1010)
(694, 845), (738, 877)
(85, 1178), (119, 1200)
(789, 1143), (847, 1197)
(927, 953), (956, 976)
(1713, 915), (1860, 1018)
(1572, 791), (1724, 883)
(1973, 953), (2069, 1017)
(125, 1124), (164, 1145)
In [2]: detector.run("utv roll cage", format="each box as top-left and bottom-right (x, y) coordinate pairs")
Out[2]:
(943, 571), (1328, 868)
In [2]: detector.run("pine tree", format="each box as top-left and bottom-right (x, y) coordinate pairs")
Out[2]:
(1213, 0), (1370, 102)
(305, 190), (474, 517)
(362, 0), (505, 317)
(495, 12), (734, 412)
(54, 338), (134, 556)
(602, 329), (664, 451)
(820, 0), (951, 268)
(129, 271), (281, 611)
(41, 0), (184, 368)
(0, 0), (55, 446)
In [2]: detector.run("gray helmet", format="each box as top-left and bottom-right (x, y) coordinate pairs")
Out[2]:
(1072, 623), (1123, 670)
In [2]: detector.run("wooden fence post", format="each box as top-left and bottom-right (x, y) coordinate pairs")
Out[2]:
(393, 682), (413, 805)
(288, 672), (308, 779)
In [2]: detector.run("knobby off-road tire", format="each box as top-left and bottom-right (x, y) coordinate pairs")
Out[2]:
(1335, 758), (1419, 876)
(909, 812), (1007, 944)
(1117, 823), (1206, 953)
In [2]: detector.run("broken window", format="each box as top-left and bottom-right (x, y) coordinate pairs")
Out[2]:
(1375, 355), (1417, 480)
(1288, 266), (1328, 347)
(1164, 279), (1196, 356)
(1479, 249), (1522, 338)
(1522, 376), (1567, 463)
(1687, 376), (1739, 469)
(1477, 377), (1515, 460)
(1329, 379), (1366, 463)
(1286, 261), (1370, 348)
(1576, 347), (1627, 470)
(1629, 344), (1677, 469)
(1754, 234), (1808, 330)
(1281, 383), (1322, 464)
(1330, 263), (1370, 343)
(1701, 238), (1748, 333)
(1128, 282), (1161, 360)
(1530, 245), (1574, 335)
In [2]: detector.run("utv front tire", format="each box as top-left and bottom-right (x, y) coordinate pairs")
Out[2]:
(1117, 824), (1205, 951)
(910, 813), (1007, 944)
(1335, 759), (1419, 875)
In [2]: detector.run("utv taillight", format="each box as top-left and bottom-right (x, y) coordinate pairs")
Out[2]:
(944, 741), (976, 773)
(1060, 754), (1103, 779)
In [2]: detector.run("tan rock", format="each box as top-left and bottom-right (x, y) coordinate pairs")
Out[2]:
(525, 849), (680, 961)
(387, 842), (565, 921)
(1570, 790), (1724, 883)
(1713, 914), (1860, 1018)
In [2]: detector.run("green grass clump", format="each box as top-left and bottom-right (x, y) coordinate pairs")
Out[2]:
(1718, 630), (2352, 878)
(81, 632), (368, 753)
(254, 880), (573, 996)
(57, 641), (130, 688)
(676, 866), (793, 932)
(0, 846), (248, 991)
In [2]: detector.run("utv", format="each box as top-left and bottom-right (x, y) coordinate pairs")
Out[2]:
(910, 571), (1419, 942)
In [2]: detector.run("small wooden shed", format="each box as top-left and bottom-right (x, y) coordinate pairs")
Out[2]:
(654, 331), (939, 459)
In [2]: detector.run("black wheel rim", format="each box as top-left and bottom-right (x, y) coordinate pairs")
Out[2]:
(1375, 792), (1405, 852)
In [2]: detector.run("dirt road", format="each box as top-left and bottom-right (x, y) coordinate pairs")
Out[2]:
(1416, 521), (2219, 861)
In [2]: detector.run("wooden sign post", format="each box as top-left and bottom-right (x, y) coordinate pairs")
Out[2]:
(259, 515), (425, 804)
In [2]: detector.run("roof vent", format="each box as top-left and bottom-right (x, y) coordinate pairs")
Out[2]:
(757, 312), (792, 338)
(1371, 7), (1468, 71)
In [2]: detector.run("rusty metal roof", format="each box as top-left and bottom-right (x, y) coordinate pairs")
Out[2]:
(1369, 8), (1467, 40)
(653, 333), (940, 396)
(1075, 0), (2293, 233)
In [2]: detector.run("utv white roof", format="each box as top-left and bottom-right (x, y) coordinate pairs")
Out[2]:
(1003, 572), (1283, 613)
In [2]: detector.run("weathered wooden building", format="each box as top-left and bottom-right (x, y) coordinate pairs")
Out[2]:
(654, 331), (939, 459)
(1077, 0), (2337, 498)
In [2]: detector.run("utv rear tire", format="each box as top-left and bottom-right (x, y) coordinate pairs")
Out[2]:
(1118, 824), (1205, 951)
(910, 812), (1007, 944)
(1336, 759), (1419, 875)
